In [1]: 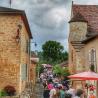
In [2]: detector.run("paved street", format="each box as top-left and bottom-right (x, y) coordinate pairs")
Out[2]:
(33, 82), (44, 98)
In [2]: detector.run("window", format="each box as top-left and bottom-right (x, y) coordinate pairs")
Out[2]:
(71, 50), (73, 62)
(21, 64), (27, 80)
(26, 40), (30, 55)
(89, 49), (96, 72)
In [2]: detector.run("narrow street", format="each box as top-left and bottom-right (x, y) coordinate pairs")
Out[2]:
(33, 82), (44, 98)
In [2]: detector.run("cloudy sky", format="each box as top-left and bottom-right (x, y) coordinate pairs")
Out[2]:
(0, 0), (98, 51)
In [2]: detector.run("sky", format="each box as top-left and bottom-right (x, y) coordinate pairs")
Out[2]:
(0, 0), (98, 51)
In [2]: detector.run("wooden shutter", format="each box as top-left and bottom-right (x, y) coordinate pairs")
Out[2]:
(21, 64), (27, 80)
(28, 40), (30, 55)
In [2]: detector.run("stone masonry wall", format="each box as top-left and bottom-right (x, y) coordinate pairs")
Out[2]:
(0, 15), (30, 93)
(30, 62), (36, 85)
(69, 22), (87, 41)
(68, 43), (76, 74)
(69, 22), (87, 73)
(20, 16), (30, 93)
(0, 15), (21, 92)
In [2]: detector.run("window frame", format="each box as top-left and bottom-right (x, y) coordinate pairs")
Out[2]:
(88, 48), (97, 72)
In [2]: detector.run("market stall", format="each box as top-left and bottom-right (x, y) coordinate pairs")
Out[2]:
(68, 71), (98, 98)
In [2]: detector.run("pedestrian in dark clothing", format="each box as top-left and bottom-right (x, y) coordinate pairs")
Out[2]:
(73, 89), (84, 98)
(43, 86), (50, 98)
(43, 80), (47, 88)
(65, 93), (72, 98)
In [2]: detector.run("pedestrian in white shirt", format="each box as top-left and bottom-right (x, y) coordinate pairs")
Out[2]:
(67, 85), (76, 98)
(49, 87), (57, 98)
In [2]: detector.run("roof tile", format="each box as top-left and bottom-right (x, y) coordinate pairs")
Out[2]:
(72, 5), (98, 34)
(69, 12), (87, 23)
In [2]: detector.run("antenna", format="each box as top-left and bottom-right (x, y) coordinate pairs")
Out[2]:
(70, 1), (74, 18)
(9, 0), (11, 8)
(72, 1), (74, 6)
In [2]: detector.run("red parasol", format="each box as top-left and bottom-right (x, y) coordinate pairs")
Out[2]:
(68, 71), (98, 80)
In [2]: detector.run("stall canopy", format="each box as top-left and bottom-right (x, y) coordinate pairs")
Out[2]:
(68, 71), (98, 80)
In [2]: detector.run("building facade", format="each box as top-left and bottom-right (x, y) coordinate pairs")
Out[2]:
(0, 7), (32, 94)
(30, 51), (39, 85)
(69, 3), (98, 95)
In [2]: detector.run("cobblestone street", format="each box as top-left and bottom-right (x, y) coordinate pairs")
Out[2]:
(33, 83), (44, 98)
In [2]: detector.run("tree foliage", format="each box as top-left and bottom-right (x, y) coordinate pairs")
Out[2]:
(42, 40), (68, 64)
(53, 65), (70, 77)
(36, 60), (44, 75)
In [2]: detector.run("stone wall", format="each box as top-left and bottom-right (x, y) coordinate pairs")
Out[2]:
(0, 15), (30, 93)
(20, 15), (30, 93)
(69, 21), (87, 73)
(0, 15), (21, 92)
(68, 43), (76, 74)
(30, 62), (36, 85)
(69, 22), (87, 41)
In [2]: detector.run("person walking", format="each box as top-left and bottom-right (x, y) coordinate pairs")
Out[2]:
(49, 86), (57, 98)
(65, 93), (72, 98)
(59, 86), (65, 98)
(73, 89), (84, 98)
(67, 85), (76, 98)
(43, 86), (50, 98)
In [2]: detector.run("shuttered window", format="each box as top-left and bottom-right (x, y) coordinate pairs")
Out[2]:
(26, 40), (30, 55)
(21, 64), (27, 80)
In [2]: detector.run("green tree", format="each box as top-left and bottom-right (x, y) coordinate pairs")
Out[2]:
(53, 64), (62, 76)
(36, 59), (45, 76)
(42, 40), (67, 64)
(53, 64), (70, 77)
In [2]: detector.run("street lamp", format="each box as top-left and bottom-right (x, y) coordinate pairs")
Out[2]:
(30, 41), (37, 55)
(30, 41), (39, 83)
(31, 42), (37, 47)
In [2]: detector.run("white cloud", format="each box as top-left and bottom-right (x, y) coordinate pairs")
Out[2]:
(12, 0), (70, 51)
(0, 0), (74, 51)
(1, 0), (98, 51)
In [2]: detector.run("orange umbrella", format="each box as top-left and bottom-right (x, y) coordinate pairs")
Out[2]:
(68, 71), (98, 80)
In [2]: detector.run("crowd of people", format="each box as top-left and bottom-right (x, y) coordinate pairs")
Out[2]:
(40, 72), (84, 98)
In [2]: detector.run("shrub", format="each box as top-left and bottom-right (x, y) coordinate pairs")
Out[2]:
(3, 85), (16, 96)
(0, 89), (7, 96)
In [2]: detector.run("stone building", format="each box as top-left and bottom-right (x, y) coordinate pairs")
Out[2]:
(69, 3), (98, 95)
(30, 51), (39, 85)
(0, 7), (32, 94)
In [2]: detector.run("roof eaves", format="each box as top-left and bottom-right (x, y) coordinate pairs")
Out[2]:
(82, 35), (97, 44)
(69, 12), (88, 23)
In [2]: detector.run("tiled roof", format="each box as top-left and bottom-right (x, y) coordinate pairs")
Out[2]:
(31, 51), (37, 58)
(82, 34), (97, 43)
(72, 4), (98, 34)
(69, 12), (87, 23)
